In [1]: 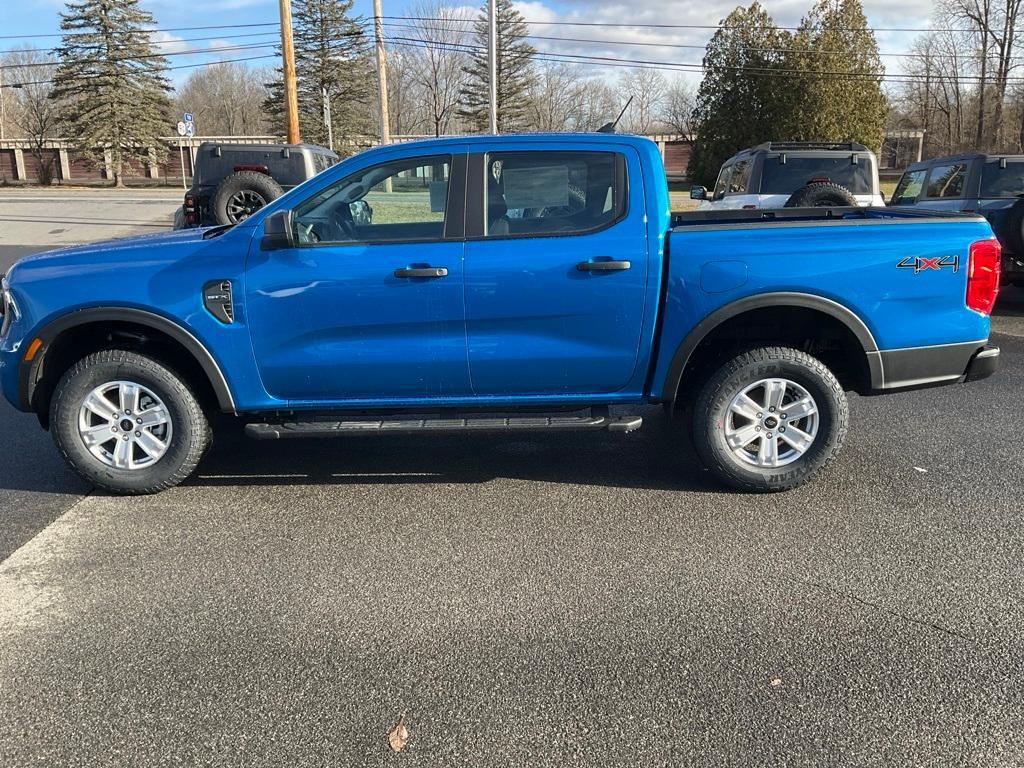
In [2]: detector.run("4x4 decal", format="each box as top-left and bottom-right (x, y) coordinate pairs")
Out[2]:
(897, 255), (960, 274)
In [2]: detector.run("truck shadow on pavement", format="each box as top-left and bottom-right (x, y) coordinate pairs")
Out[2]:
(187, 409), (721, 494)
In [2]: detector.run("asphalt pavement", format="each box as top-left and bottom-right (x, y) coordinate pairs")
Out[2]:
(1, 190), (1023, 766)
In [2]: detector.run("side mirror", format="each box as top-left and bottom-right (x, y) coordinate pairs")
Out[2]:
(262, 210), (294, 250)
(350, 200), (372, 225)
(690, 185), (707, 201)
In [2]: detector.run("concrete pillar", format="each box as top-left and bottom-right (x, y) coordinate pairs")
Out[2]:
(13, 148), (26, 181)
(58, 148), (71, 181)
(147, 147), (160, 179)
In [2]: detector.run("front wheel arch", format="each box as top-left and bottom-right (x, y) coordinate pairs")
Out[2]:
(21, 308), (235, 427)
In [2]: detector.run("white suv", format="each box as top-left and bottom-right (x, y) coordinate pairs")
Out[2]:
(690, 142), (885, 210)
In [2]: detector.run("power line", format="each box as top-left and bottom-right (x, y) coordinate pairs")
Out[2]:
(0, 41), (279, 71)
(385, 34), (1024, 85)
(383, 14), (985, 35)
(0, 22), (281, 41)
(1, 53), (277, 88)
(0, 30), (282, 58)
(381, 19), (1016, 63)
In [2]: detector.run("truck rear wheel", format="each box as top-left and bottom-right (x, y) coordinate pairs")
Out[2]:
(50, 350), (211, 495)
(692, 346), (848, 492)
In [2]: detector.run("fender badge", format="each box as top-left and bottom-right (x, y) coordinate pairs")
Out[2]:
(897, 255), (960, 274)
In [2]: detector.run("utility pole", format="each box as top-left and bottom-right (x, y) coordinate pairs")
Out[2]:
(373, 0), (391, 147)
(487, 0), (498, 134)
(322, 86), (333, 150)
(278, 0), (301, 144)
(0, 68), (6, 141)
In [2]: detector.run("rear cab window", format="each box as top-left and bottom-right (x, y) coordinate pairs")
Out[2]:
(483, 151), (626, 238)
(980, 160), (1024, 198)
(890, 169), (926, 205)
(760, 155), (873, 195)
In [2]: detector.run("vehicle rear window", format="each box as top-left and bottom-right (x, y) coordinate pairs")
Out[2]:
(925, 163), (967, 198)
(760, 156), (873, 195)
(890, 169), (926, 205)
(980, 161), (1024, 198)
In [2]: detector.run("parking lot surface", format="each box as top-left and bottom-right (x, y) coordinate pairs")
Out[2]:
(1, 193), (1023, 766)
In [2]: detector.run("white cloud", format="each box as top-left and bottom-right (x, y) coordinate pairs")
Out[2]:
(150, 31), (189, 55)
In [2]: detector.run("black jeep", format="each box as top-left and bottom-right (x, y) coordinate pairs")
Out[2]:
(175, 142), (339, 228)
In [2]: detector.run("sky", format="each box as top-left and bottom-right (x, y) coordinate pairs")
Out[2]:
(1, 0), (937, 101)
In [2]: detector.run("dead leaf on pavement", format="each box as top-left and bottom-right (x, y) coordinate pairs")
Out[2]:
(388, 714), (409, 753)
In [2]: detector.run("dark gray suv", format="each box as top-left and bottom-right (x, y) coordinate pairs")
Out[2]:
(176, 142), (339, 228)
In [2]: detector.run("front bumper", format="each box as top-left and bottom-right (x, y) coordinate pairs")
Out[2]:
(964, 345), (1000, 382)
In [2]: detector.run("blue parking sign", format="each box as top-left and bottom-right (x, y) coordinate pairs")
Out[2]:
(184, 112), (194, 123)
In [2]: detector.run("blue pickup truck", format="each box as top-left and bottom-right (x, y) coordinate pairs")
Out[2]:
(0, 134), (1003, 494)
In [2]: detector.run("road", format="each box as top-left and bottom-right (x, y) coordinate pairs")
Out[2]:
(1, 191), (1023, 766)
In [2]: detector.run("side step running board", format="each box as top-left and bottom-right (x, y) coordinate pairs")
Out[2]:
(245, 412), (643, 440)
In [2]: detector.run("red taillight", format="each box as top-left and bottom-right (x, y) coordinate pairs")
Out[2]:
(966, 239), (1001, 315)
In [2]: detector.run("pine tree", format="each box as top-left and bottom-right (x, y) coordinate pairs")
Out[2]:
(782, 0), (887, 150)
(688, 3), (792, 185)
(51, 0), (171, 186)
(264, 0), (375, 149)
(458, 0), (536, 132)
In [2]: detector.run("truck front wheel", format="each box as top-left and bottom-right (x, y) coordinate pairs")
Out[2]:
(692, 346), (848, 492)
(50, 350), (211, 495)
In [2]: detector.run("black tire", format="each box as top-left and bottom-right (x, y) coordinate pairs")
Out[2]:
(783, 182), (858, 208)
(211, 171), (283, 225)
(50, 350), (211, 495)
(692, 346), (848, 492)
(1000, 198), (1024, 256)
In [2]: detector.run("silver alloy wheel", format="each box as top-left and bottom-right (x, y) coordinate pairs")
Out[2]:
(226, 190), (267, 222)
(723, 378), (819, 468)
(77, 380), (173, 470)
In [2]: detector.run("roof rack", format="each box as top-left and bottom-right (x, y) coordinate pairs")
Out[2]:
(751, 141), (870, 152)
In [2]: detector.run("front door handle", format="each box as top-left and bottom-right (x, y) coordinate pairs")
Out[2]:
(394, 266), (448, 278)
(577, 260), (631, 272)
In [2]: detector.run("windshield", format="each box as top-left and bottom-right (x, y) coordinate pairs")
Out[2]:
(760, 156), (873, 195)
(979, 161), (1024, 198)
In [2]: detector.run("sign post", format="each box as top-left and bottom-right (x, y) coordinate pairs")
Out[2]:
(175, 120), (188, 189)
(183, 113), (196, 179)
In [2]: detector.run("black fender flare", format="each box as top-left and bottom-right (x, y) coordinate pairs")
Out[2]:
(19, 307), (236, 414)
(658, 291), (883, 401)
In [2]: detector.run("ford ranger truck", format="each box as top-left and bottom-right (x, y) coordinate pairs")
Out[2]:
(0, 134), (1002, 495)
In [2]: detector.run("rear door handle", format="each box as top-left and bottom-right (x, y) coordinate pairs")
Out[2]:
(394, 267), (448, 278)
(577, 259), (631, 272)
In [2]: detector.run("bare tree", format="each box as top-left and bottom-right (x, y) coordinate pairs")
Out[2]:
(4, 46), (59, 184)
(617, 68), (665, 134)
(175, 62), (271, 136)
(406, 2), (472, 136)
(525, 63), (587, 131)
(660, 75), (697, 141)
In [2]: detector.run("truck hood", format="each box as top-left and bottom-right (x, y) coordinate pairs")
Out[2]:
(12, 226), (225, 269)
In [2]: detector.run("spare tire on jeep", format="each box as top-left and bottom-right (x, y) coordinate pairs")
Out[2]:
(784, 182), (858, 208)
(211, 171), (284, 225)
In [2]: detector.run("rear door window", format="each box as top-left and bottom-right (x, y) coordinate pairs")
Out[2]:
(482, 151), (625, 238)
(925, 163), (967, 198)
(760, 156), (873, 195)
(980, 161), (1024, 197)
(890, 169), (926, 205)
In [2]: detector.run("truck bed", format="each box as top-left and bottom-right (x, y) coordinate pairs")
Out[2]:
(670, 205), (981, 229)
